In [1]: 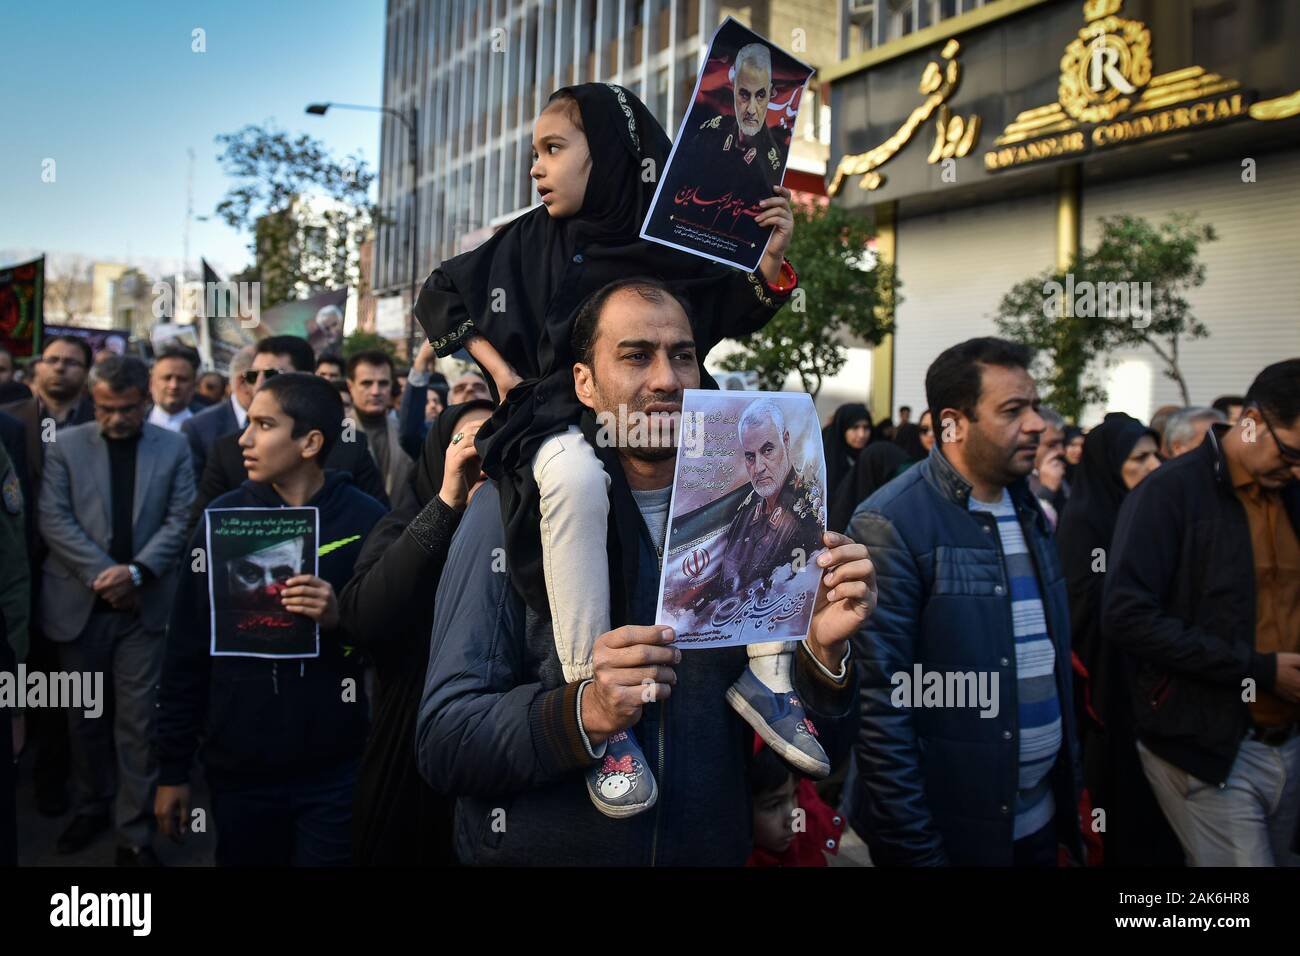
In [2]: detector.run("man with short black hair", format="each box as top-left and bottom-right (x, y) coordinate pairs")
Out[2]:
(315, 352), (344, 385)
(347, 349), (412, 499)
(417, 277), (870, 864)
(1211, 394), (1245, 427)
(848, 336), (1082, 866)
(147, 345), (203, 432)
(39, 355), (194, 864)
(1106, 359), (1300, 866)
(188, 340), (387, 533)
(156, 372), (386, 866)
(1, 334), (98, 816)
(897, 405), (912, 426)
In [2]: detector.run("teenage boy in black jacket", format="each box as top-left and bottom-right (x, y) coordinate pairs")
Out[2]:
(154, 373), (386, 866)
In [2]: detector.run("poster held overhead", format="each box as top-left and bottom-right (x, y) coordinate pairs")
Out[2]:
(206, 507), (320, 659)
(655, 389), (826, 649)
(641, 18), (814, 272)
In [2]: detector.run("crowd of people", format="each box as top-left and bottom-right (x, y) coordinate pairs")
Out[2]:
(1, 81), (1297, 870)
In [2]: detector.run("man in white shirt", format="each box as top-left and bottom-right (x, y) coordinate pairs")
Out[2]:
(146, 346), (202, 432)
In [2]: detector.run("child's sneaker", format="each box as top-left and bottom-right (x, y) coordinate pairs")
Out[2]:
(726, 665), (831, 779)
(585, 729), (658, 819)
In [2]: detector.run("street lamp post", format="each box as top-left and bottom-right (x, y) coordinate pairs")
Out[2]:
(306, 100), (420, 358)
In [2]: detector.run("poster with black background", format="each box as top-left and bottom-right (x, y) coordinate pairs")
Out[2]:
(206, 507), (319, 658)
(641, 18), (814, 272)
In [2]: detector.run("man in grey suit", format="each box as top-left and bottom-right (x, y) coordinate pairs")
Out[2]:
(39, 356), (194, 865)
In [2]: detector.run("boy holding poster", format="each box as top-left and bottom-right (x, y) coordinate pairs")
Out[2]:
(154, 373), (386, 866)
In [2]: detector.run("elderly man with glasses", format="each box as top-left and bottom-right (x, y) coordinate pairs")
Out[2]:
(1106, 358), (1300, 866)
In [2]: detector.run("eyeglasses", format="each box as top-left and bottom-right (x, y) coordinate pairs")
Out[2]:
(242, 368), (281, 386)
(1255, 405), (1300, 465)
(41, 357), (86, 369)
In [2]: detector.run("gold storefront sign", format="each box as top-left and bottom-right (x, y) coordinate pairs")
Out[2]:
(828, 39), (982, 196)
(983, 0), (1300, 172)
(985, 93), (1248, 170)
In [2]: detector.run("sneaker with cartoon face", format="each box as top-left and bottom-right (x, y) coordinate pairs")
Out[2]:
(726, 665), (831, 778)
(585, 729), (658, 819)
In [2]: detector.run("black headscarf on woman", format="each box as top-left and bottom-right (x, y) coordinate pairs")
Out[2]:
(893, 422), (927, 463)
(1058, 413), (1155, 551)
(407, 400), (498, 511)
(1062, 425), (1084, 486)
(1055, 413), (1179, 865)
(821, 403), (870, 497)
(344, 399), (496, 866)
(828, 441), (913, 535)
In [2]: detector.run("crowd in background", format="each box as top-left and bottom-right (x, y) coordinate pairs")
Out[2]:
(0, 323), (1297, 869)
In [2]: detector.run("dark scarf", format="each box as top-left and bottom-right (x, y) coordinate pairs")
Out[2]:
(1058, 413), (1155, 550)
(417, 83), (708, 383)
(820, 403), (869, 498)
(828, 441), (912, 535)
(893, 423), (928, 463)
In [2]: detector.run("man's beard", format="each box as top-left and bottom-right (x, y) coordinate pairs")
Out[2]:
(42, 378), (79, 401)
(594, 384), (682, 462)
(969, 426), (1036, 486)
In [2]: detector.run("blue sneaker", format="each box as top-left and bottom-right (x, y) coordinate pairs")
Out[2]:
(585, 729), (658, 819)
(726, 665), (831, 778)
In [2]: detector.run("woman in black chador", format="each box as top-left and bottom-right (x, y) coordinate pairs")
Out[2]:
(1056, 412), (1178, 866)
(341, 400), (493, 865)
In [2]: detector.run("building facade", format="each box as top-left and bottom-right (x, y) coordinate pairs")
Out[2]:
(374, 0), (839, 348)
(826, 0), (1300, 423)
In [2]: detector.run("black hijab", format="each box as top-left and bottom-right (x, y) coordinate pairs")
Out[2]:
(821, 403), (870, 496)
(893, 423), (928, 463)
(408, 400), (498, 510)
(417, 83), (690, 381)
(1058, 413), (1155, 547)
(828, 441), (913, 535)
(1063, 425), (1084, 485)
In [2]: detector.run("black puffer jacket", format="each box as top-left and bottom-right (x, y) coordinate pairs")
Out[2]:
(1103, 425), (1300, 784)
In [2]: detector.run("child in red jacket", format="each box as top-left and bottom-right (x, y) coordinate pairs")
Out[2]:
(747, 735), (844, 867)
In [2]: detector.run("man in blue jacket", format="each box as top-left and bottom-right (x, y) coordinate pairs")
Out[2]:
(417, 277), (873, 865)
(847, 337), (1083, 866)
(154, 373), (386, 866)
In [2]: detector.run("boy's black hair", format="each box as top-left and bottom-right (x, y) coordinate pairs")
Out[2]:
(315, 350), (344, 370)
(346, 349), (394, 380)
(570, 276), (693, 368)
(257, 372), (343, 464)
(43, 334), (93, 369)
(925, 337), (1034, 437)
(750, 744), (795, 796)
(256, 335), (315, 373)
(1245, 360), (1300, 426)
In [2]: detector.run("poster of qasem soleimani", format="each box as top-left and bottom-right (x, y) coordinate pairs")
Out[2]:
(641, 18), (814, 272)
(655, 390), (826, 649)
(206, 508), (319, 658)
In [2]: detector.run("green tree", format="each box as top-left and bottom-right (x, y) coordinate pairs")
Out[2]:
(343, 330), (396, 361)
(212, 124), (380, 309)
(718, 201), (897, 397)
(995, 214), (1215, 420)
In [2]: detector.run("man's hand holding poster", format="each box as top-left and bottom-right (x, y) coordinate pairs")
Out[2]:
(206, 507), (320, 658)
(641, 17), (814, 272)
(655, 390), (826, 648)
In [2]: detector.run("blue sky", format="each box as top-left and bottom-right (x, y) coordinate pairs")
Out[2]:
(0, 0), (385, 276)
